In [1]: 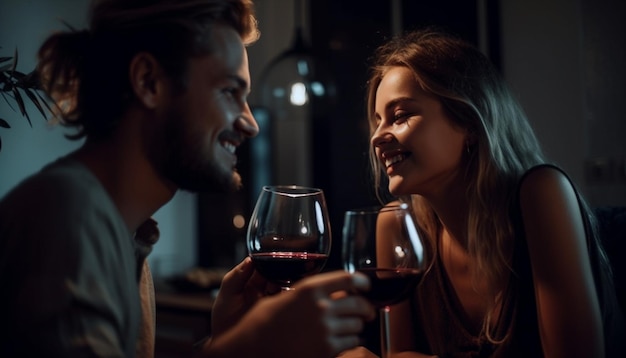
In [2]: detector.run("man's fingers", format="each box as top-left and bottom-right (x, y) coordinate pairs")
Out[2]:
(219, 257), (254, 294)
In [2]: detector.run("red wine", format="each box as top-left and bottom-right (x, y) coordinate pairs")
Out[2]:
(250, 252), (329, 285)
(358, 268), (423, 308)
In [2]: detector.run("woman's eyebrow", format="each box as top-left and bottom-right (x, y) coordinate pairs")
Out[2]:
(384, 96), (418, 112)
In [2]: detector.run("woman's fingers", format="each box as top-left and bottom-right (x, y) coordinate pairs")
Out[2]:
(330, 295), (375, 318)
(295, 270), (371, 296)
(327, 316), (366, 335)
(329, 334), (363, 355)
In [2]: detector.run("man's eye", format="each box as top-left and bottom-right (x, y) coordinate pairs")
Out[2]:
(224, 88), (240, 99)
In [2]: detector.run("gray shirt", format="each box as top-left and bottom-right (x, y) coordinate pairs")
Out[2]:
(0, 157), (145, 357)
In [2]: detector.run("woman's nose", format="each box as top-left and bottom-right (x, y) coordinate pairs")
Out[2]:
(371, 126), (393, 148)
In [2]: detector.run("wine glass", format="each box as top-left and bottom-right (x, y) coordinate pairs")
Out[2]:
(247, 185), (332, 291)
(342, 202), (429, 358)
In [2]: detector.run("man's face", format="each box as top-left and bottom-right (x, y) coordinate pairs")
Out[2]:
(146, 25), (259, 193)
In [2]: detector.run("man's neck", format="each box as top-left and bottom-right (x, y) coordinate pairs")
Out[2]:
(71, 136), (176, 233)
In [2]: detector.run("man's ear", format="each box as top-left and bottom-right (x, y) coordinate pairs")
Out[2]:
(129, 52), (165, 109)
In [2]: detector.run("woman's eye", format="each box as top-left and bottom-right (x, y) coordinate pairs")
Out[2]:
(393, 112), (410, 123)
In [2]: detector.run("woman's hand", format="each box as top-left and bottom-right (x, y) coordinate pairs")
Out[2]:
(338, 346), (379, 358)
(338, 347), (438, 358)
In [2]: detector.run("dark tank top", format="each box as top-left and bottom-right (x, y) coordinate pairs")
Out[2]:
(409, 164), (625, 357)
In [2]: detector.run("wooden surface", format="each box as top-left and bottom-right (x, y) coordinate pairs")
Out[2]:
(154, 285), (217, 358)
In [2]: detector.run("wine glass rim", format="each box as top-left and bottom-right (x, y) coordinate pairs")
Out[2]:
(345, 202), (409, 215)
(261, 185), (323, 196)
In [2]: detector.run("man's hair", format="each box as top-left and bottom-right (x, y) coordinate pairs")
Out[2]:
(37, 0), (259, 139)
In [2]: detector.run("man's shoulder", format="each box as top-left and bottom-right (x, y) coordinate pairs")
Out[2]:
(0, 157), (116, 236)
(1, 157), (101, 208)
(0, 157), (131, 264)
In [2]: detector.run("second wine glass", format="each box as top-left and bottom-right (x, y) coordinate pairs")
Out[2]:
(342, 202), (429, 358)
(247, 185), (332, 291)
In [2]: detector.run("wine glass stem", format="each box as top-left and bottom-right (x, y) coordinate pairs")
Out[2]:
(380, 306), (391, 358)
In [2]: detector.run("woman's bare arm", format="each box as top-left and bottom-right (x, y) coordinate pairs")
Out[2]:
(520, 166), (604, 357)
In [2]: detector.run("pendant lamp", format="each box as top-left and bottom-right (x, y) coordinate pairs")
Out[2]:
(257, 0), (336, 187)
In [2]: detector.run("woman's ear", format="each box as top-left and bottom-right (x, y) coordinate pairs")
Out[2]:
(129, 52), (165, 109)
(465, 130), (478, 146)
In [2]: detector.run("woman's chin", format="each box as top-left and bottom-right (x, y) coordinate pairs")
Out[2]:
(388, 182), (408, 197)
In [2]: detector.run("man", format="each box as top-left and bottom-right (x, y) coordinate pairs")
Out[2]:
(0, 0), (374, 356)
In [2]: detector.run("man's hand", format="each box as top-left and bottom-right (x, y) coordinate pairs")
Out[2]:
(210, 257), (278, 336)
(201, 269), (376, 358)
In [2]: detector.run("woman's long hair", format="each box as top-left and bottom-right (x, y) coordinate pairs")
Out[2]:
(37, 0), (259, 140)
(366, 29), (545, 341)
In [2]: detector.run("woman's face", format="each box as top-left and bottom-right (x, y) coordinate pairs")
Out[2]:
(371, 66), (468, 198)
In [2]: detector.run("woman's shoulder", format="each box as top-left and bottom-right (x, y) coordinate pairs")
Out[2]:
(516, 163), (586, 244)
(517, 164), (576, 201)
(519, 163), (569, 183)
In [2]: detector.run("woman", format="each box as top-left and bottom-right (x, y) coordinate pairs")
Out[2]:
(343, 29), (625, 357)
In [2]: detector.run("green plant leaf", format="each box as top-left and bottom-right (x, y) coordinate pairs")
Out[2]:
(1, 92), (16, 111)
(10, 70), (26, 81)
(1, 79), (13, 92)
(0, 118), (10, 128)
(11, 48), (18, 72)
(24, 89), (48, 119)
(34, 90), (55, 115)
(1, 70), (14, 92)
(11, 87), (32, 127)
(0, 58), (12, 69)
(20, 70), (41, 89)
(0, 46), (52, 145)
(61, 20), (77, 31)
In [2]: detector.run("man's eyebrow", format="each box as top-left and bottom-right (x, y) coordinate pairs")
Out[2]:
(228, 75), (249, 91)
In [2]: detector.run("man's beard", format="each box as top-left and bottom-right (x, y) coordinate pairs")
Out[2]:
(168, 150), (243, 193)
(145, 110), (242, 194)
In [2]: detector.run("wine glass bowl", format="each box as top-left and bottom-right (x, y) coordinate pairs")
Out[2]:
(341, 202), (429, 357)
(247, 185), (332, 290)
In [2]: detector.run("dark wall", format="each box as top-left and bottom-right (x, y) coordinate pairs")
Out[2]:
(305, 1), (492, 353)
(197, 0), (501, 270)
(308, 0), (497, 271)
(309, 0), (393, 271)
